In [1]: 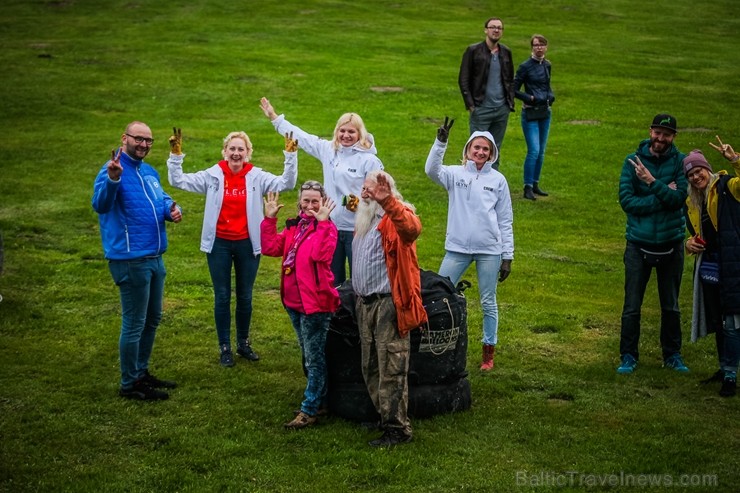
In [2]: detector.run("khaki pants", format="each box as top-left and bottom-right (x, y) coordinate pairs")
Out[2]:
(356, 296), (412, 437)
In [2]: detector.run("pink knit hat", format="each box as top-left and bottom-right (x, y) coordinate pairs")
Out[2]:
(683, 149), (713, 177)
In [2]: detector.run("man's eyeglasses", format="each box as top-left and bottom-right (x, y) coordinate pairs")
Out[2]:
(301, 183), (323, 191)
(532, 44), (547, 48)
(126, 134), (154, 145)
(486, 26), (503, 31)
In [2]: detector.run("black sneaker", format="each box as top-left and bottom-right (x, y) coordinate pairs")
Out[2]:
(368, 429), (412, 448)
(236, 343), (260, 361)
(220, 345), (235, 367)
(119, 380), (169, 401)
(720, 378), (736, 398)
(140, 370), (177, 389)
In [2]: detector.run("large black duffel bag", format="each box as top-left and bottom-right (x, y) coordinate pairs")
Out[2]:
(326, 271), (471, 421)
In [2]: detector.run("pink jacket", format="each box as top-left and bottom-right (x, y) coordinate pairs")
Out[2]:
(261, 216), (340, 314)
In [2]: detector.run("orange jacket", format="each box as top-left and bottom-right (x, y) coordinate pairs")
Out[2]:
(376, 194), (428, 337)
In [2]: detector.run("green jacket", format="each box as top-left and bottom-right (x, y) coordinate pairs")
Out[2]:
(619, 139), (687, 246)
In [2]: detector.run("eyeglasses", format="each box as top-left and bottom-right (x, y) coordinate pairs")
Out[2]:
(126, 134), (154, 145)
(486, 26), (503, 31)
(301, 183), (323, 191)
(532, 44), (547, 48)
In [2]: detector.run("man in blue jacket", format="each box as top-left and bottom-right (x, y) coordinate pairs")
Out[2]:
(617, 114), (688, 374)
(92, 121), (182, 400)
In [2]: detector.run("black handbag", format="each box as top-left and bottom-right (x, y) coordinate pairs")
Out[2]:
(525, 105), (549, 121)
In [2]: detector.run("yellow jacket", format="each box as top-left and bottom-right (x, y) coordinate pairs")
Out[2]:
(685, 159), (740, 239)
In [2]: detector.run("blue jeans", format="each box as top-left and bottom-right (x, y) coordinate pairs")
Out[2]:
(620, 241), (684, 360)
(521, 109), (551, 186)
(108, 256), (166, 388)
(722, 315), (740, 373)
(469, 104), (511, 169)
(285, 308), (331, 416)
(206, 238), (260, 347)
(331, 230), (354, 286)
(439, 251), (502, 345)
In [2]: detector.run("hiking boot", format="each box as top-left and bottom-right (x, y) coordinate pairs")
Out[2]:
(119, 380), (169, 401)
(220, 345), (235, 367)
(720, 373), (736, 397)
(284, 411), (317, 429)
(368, 429), (412, 448)
(236, 340), (260, 361)
(664, 354), (689, 372)
(617, 354), (637, 374)
(140, 370), (177, 389)
(533, 182), (549, 196)
(700, 369), (724, 385)
(523, 185), (537, 201)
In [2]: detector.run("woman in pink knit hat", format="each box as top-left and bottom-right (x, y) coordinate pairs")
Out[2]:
(684, 137), (740, 397)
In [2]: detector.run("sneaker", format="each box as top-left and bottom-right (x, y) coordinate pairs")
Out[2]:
(664, 354), (689, 372)
(700, 369), (724, 385)
(720, 377), (737, 397)
(236, 341), (260, 361)
(119, 380), (169, 401)
(368, 429), (412, 448)
(284, 411), (317, 429)
(617, 354), (637, 374)
(220, 345), (235, 367)
(140, 370), (177, 389)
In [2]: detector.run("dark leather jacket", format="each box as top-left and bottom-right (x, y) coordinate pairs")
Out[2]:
(458, 41), (515, 111)
(514, 57), (555, 107)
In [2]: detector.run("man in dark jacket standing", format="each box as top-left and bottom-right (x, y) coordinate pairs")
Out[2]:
(617, 114), (688, 374)
(458, 17), (515, 170)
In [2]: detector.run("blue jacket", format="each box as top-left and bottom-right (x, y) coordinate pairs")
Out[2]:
(92, 151), (178, 260)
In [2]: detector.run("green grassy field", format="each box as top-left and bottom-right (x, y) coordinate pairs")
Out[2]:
(1, 0), (739, 491)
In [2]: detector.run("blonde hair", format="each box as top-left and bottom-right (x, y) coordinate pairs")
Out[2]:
(688, 172), (717, 212)
(222, 131), (253, 162)
(461, 135), (497, 165)
(331, 113), (372, 151)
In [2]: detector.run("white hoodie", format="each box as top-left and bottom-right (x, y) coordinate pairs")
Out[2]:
(425, 131), (514, 258)
(271, 114), (383, 232)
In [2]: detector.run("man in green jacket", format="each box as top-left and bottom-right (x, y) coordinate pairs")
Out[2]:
(617, 114), (688, 374)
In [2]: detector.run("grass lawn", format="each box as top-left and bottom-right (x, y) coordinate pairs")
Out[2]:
(1, 0), (739, 491)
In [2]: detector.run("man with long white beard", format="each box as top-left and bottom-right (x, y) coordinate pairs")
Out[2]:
(351, 170), (427, 447)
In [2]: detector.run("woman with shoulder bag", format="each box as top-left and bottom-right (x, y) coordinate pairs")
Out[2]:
(514, 34), (555, 201)
(684, 138), (740, 397)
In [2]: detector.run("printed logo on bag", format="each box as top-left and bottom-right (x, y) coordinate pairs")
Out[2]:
(420, 326), (460, 354)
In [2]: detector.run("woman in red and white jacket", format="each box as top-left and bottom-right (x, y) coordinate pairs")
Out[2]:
(261, 181), (340, 429)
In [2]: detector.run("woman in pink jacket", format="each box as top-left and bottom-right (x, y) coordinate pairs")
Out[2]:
(261, 181), (340, 428)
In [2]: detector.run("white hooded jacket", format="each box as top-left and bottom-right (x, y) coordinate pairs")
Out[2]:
(271, 114), (384, 232)
(425, 131), (514, 258)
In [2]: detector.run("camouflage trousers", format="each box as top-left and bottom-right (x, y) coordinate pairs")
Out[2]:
(356, 295), (412, 437)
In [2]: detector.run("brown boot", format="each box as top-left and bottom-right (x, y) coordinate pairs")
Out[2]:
(480, 344), (495, 371)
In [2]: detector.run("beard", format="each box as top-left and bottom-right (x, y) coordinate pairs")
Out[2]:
(354, 198), (382, 237)
(649, 137), (669, 155)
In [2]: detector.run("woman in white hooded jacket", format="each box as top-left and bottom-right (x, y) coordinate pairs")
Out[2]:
(260, 97), (384, 286)
(425, 119), (514, 371)
(167, 129), (297, 366)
